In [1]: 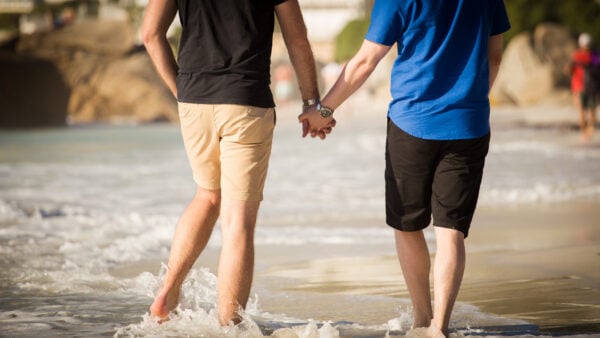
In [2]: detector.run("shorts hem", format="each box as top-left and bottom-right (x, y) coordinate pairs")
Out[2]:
(386, 219), (429, 232)
(193, 177), (221, 191)
(433, 224), (470, 238)
(222, 190), (263, 202)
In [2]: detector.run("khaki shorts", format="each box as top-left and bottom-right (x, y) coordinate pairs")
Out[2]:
(178, 103), (275, 201)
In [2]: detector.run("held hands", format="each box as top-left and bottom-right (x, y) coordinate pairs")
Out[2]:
(298, 105), (336, 140)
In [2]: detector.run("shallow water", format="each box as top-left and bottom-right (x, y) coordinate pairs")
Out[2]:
(1, 116), (599, 337)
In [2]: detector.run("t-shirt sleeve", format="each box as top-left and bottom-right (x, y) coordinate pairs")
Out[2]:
(490, 0), (510, 36)
(273, 0), (287, 6)
(365, 0), (403, 46)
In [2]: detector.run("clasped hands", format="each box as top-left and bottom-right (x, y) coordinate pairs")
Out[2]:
(297, 105), (336, 139)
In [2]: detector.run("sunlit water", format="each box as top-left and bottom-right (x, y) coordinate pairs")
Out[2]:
(1, 115), (599, 337)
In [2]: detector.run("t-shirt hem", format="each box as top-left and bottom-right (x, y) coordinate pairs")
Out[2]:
(364, 35), (395, 47)
(177, 97), (275, 109)
(388, 116), (490, 141)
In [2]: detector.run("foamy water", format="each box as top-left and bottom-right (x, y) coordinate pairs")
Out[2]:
(1, 118), (599, 337)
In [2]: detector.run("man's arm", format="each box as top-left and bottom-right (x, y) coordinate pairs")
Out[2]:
(275, 0), (319, 103)
(141, 0), (178, 98)
(299, 39), (391, 136)
(488, 33), (503, 90)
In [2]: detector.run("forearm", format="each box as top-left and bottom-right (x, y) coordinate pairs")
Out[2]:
(144, 36), (178, 98)
(275, 0), (319, 102)
(286, 39), (319, 101)
(321, 56), (375, 110)
(319, 39), (390, 110)
(141, 0), (178, 98)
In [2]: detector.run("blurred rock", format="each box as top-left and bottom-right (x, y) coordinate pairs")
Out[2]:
(532, 23), (576, 88)
(0, 53), (69, 128)
(491, 33), (554, 105)
(68, 52), (177, 124)
(1, 19), (177, 128)
(18, 19), (135, 56)
(491, 23), (576, 107)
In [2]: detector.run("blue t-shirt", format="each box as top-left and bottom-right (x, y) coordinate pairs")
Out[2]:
(365, 0), (510, 140)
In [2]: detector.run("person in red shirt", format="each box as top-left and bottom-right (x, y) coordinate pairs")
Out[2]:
(570, 33), (599, 141)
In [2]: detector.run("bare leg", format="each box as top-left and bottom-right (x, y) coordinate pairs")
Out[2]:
(394, 229), (433, 328)
(150, 187), (221, 319)
(217, 198), (260, 325)
(574, 94), (589, 141)
(586, 106), (596, 139)
(429, 226), (466, 337)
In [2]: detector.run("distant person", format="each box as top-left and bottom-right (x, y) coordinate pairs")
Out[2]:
(299, 0), (509, 336)
(569, 33), (600, 142)
(273, 62), (295, 105)
(141, 0), (333, 326)
(52, 6), (75, 29)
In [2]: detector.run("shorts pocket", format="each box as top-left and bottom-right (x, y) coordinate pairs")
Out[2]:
(177, 102), (196, 117)
(238, 107), (275, 144)
(246, 106), (271, 118)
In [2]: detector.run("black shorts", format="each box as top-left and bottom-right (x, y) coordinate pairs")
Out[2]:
(385, 120), (490, 238)
(580, 91), (597, 109)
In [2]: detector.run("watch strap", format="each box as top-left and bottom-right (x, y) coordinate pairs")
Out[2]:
(302, 98), (320, 107)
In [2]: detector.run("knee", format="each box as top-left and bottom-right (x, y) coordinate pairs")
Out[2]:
(195, 187), (221, 208)
(222, 219), (255, 240)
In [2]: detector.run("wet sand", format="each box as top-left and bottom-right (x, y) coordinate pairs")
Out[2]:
(257, 201), (600, 335)
(462, 203), (600, 334)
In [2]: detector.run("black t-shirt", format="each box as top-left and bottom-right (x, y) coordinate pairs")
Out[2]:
(176, 0), (286, 108)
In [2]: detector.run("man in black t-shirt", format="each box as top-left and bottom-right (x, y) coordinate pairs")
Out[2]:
(142, 0), (333, 325)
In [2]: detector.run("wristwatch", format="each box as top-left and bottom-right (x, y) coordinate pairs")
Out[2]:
(316, 102), (334, 118)
(302, 98), (320, 107)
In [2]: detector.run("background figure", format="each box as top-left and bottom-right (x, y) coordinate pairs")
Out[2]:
(299, 0), (509, 336)
(569, 33), (600, 142)
(141, 0), (325, 326)
(273, 62), (295, 105)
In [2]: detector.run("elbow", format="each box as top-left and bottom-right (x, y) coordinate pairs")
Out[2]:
(488, 40), (503, 66)
(489, 52), (503, 69)
(366, 59), (379, 74)
(141, 30), (154, 48)
(352, 57), (378, 77)
(141, 26), (161, 48)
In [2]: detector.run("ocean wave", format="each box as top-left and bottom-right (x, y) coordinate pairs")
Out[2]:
(479, 183), (600, 205)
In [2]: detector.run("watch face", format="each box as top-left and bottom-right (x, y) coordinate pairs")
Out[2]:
(319, 107), (333, 118)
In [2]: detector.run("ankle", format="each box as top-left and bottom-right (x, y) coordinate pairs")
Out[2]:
(150, 285), (181, 318)
(411, 316), (431, 329)
(427, 322), (448, 338)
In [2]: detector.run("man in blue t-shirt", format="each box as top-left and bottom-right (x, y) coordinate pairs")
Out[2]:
(300, 0), (510, 336)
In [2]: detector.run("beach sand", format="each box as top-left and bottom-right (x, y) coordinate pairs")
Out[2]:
(253, 201), (600, 336)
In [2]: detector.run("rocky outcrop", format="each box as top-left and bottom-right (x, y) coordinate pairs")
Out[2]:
(491, 23), (576, 106)
(0, 53), (69, 128)
(0, 19), (177, 128)
(533, 23), (576, 88)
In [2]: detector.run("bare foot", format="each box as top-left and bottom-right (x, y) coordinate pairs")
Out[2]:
(426, 323), (447, 338)
(406, 327), (429, 338)
(586, 125), (595, 140)
(149, 287), (180, 322)
(581, 130), (592, 143)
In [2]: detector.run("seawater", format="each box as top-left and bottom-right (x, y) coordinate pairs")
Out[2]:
(1, 118), (599, 337)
